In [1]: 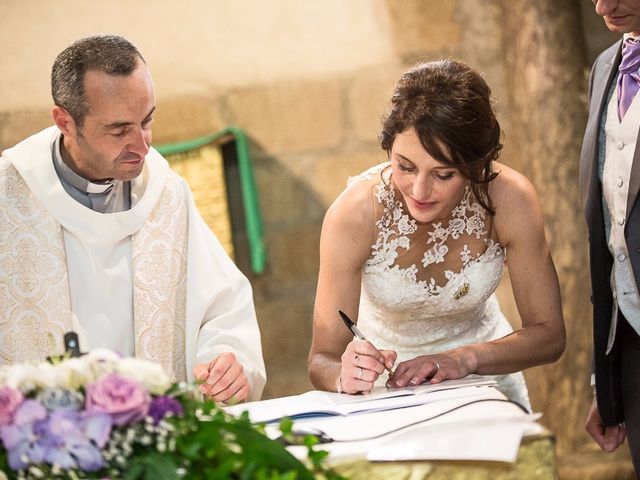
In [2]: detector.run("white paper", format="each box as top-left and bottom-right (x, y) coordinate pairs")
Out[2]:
(330, 375), (497, 405)
(281, 388), (541, 464)
(224, 376), (497, 423)
(367, 420), (527, 463)
(285, 387), (524, 442)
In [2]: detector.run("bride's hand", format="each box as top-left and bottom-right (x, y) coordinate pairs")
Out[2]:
(386, 350), (475, 388)
(339, 340), (396, 394)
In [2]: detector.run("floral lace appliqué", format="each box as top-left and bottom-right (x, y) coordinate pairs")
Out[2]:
(367, 177), (502, 298)
(422, 187), (487, 269)
(369, 181), (417, 268)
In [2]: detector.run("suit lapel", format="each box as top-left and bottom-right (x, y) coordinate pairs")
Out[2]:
(582, 42), (621, 224)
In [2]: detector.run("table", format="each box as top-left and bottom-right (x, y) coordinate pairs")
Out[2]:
(331, 433), (557, 480)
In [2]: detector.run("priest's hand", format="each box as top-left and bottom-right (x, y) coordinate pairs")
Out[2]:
(193, 352), (251, 403)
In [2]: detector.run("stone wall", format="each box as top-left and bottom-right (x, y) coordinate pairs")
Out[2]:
(0, 0), (631, 475)
(502, 0), (592, 458)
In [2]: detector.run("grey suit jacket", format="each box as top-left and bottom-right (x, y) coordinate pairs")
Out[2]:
(579, 39), (640, 425)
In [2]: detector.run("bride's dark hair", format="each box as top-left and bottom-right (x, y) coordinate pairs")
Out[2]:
(380, 60), (502, 214)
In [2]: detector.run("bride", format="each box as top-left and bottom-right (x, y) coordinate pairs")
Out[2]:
(307, 59), (566, 410)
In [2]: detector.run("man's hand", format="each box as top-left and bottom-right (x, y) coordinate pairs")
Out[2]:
(585, 395), (626, 452)
(193, 352), (251, 404)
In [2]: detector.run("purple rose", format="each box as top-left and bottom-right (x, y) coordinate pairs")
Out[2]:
(0, 386), (24, 426)
(86, 373), (150, 426)
(148, 396), (184, 424)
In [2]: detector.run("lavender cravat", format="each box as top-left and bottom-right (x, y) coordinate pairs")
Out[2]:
(617, 37), (640, 121)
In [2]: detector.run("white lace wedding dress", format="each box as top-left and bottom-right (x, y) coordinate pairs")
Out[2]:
(350, 163), (531, 411)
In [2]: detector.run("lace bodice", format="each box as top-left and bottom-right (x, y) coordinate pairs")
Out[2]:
(350, 163), (530, 409)
(354, 163), (505, 316)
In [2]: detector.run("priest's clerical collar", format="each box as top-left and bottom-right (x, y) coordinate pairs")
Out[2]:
(53, 135), (115, 194)
(52, 133), (131, 213)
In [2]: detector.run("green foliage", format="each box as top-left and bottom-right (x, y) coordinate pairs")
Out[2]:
(169, 395), (315, 479)
(113, 393), (343, 480)
(0, 450), (9, 479)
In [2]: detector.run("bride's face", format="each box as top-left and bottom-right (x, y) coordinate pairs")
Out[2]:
(390, 128), (467, 224)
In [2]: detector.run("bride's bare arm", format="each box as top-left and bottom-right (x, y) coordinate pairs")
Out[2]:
(308, 179), (394, 392)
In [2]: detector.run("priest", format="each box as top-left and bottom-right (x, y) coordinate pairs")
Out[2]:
(0, 35), (266, 403)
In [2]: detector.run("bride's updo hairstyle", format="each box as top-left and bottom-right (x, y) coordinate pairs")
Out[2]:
(380, 60), (502, 214)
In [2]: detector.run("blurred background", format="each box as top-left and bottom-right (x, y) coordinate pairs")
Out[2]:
(0, 0), (632, 477)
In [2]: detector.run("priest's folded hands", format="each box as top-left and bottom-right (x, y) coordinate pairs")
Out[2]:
(193, 352), (251, 403)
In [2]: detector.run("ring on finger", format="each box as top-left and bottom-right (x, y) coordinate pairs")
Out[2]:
(433, 361), (440, 374)
(358, 367), (363, 380)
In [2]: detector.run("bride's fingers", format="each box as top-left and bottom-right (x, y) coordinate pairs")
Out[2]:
(429, 360), (447, 383)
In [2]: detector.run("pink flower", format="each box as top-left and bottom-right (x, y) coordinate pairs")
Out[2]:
(0, 386), (24, 426)
(85, 374), (150, 426)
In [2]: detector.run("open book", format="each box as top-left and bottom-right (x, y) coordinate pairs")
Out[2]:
(280, 387), (542, 463)
(225, 376), (497, 424)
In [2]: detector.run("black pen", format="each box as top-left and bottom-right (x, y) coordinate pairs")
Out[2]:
(338, 310), (394, 374)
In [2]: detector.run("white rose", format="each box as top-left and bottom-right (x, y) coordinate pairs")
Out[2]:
(83, 349), (120, 380)
(84, 349), (122, 363)
(4, 362), (55, 392)
(52, 357), (96, 390)
(115, 358), (172, 394)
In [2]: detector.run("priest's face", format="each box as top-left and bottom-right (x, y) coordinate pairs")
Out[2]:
(593, 0), (640, 36)
(55, 60), (155, 182)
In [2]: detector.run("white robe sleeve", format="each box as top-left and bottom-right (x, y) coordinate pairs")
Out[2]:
(180, 177), (266, 401)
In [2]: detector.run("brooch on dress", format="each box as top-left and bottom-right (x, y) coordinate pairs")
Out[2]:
(453, 281), (470, 300)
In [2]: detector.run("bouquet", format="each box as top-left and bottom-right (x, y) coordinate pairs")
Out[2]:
(0, 350), (339, 479)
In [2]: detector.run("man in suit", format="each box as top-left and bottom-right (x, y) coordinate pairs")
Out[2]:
(581, 0), (640, 472)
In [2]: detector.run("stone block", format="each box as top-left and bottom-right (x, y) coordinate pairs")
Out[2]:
(225, 79), (344, 155)
(258, 298), (314, 367)
(0, 110), (52, 151)
(252, 157), (326, 226)
(348, 65), (406, 144)
(262, 224), (321, 284)
(153, 93), (226, 144)
(263, 364), (312, 400)
(456, 0), (503, 66)
(256, 299), (315, 398)
(455, 0), (510, 126)
(384, 0), (461, 57)
(309, 148), (388, 206)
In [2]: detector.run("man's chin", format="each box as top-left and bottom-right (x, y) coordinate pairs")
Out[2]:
(117, 160), (145, 181)
(605, 17), (640, 34)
